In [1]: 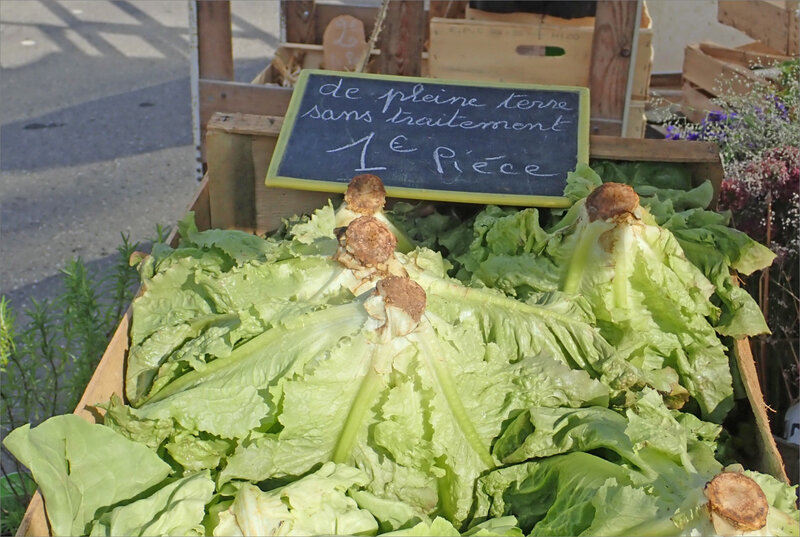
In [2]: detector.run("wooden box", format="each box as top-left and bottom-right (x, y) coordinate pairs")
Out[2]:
(680, 42), (792, 123)
(718, 0), (800, 57)
(16, 112), (787, 535)
(428, 5), (653, 138)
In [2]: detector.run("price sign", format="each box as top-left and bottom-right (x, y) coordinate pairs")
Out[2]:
(267, 70), (589, 206)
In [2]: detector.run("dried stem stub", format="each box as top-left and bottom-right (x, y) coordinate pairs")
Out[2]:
(585, 182), (640, 222)
(704, 472), (768, 533)
(344, 174), (386, 216)
(364, 275), (427, 338)
(377, 276), (427, 324)
(335, 216), (397, 268)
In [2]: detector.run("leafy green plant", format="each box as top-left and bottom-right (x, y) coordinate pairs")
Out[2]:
(0, 230), (163, 536)
(664, 58), (800, 431)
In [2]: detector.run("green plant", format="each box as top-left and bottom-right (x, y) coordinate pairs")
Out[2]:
(0, 230), (164, 536)
(664, 58), (800, 431)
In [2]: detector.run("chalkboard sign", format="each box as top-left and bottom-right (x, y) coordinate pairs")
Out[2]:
(267, 70), (589, 207)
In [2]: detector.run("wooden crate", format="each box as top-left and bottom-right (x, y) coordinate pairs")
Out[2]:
(256, 43), (431, 89)
(195, 1), (387, 163)
(196, 0), (459, 164)
(718, 0), (800, 57)
(680, 42), (791, 123)
(428, 3), (653, 138)
(196, 0), (654, 168)
(15, 115), (788, 535)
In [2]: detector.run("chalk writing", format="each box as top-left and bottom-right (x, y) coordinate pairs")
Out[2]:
(270, 71), (589, 204)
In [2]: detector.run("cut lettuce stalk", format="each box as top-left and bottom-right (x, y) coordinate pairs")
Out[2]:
(334, 173), (416, 253)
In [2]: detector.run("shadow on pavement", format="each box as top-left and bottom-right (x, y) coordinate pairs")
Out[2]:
(1, 54), (273, 172)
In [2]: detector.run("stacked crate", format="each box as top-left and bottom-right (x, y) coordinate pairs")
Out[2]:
(427, 4), (653, 138)
(681, 0), (798, 122)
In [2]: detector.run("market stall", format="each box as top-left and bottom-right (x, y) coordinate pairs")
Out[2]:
(8, 1), (798, 536)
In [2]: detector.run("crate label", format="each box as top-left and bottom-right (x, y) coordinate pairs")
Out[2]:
(267, 70), (589, 206)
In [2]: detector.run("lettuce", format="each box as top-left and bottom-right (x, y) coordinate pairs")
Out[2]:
(474, 389), (798, 536)
(590, 161), (775, 337)
(449, 185), (735, 421)
(2, 415), (172, 536)
(89, 471), (214, 536)
(5, 190), (793, 536)
(109, 211), (633, 527)
(212, 463), (378, 536)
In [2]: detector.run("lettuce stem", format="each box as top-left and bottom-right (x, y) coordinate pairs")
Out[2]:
(414, 321), (495, 468)
(612, 227), (631, 310)
(331, 350), (383, 464)
(562, 221), (611, 294)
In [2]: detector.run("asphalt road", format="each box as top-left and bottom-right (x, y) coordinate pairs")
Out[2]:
(0, 0), (280, 316)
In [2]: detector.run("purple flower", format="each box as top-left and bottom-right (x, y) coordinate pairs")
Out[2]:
(774, 96), (789, 120)
(664, 124), (682, 140)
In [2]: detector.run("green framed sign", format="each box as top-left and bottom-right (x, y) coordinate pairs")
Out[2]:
(267, 69), (590, 207)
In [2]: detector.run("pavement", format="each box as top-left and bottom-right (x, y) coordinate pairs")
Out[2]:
(0, 0), (280, 315)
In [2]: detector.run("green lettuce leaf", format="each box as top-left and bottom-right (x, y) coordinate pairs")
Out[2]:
(89, 471), (214, 536)
(213, 247), (619, 527)
(2, 415), (171, 536)
(212, 462), (378, 536)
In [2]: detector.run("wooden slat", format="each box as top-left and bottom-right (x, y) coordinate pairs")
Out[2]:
(207, 112), (283, 137)
(16, 492), (47, 537)
(588, 0), (640, 137)
(718, 0), (800, 56)
(650, 72), (683, 88)
(429, 19), (596, 85)
(733, 339), (790, 482)
(282, 0), (316, 43)
(189, 176), (211, 232)
(379, 0), (426, 76)
(589, 135), (719, 162)
(681, 80), (718, 124)
(699, 42), (790, 66)
(199, 80), (292, 130)
(737, 40), (795, 56)
(624, 99), (646, 139)
(206, 129), (256, 232)
(683, 43), (755, 97)
(196, 0), (233, 80)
